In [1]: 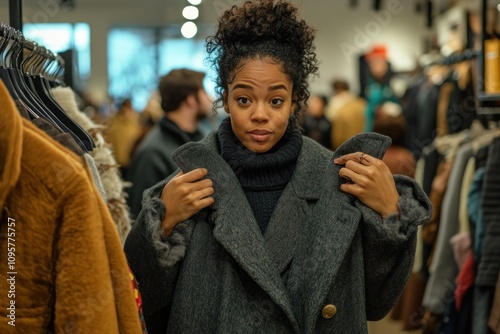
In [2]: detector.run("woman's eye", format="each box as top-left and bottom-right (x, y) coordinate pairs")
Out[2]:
(271, 98), (284, 106)
(236, 97), (250, 104)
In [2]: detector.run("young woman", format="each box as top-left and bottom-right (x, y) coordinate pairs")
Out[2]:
(124, 1), (432, 333)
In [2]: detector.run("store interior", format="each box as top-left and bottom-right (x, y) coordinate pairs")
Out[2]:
(1, 0), (500, 333)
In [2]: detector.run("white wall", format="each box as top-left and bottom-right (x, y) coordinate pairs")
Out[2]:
(1, 0), (429, 102)
(297, 0), (428, 96)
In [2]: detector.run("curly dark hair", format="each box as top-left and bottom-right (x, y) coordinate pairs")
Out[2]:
(206, 0), (318, 126)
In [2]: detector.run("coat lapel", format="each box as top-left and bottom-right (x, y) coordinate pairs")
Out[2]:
(212, 192), (300, 332)
(264, 191), (308, 275)
(172, 135), (300, 332)
(264, 141), (322, 275)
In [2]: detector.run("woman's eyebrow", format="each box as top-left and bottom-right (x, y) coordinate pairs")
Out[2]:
(268, 84), (288, 92)
(231, 84), (289, 92)
(231, 84), (253, 91)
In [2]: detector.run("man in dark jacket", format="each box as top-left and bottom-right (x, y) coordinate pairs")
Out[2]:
(127, 69), (212, 219)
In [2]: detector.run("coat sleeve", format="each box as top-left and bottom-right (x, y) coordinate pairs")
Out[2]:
(124, 171), (194, 332)
(356, 175), (432, 321)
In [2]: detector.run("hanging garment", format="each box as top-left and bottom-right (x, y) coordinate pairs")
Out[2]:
(51, 86), (131, 243)
(472, 137), (500, 334)
(128, 266), (149, 334)
(445, 64), (476, 135)
(476, 137), (500, 288)
(468, 167), (486, 258)
(31, 117), (106, 200)
(401, 75), (426, 152)
(414, 82), (440, 160)
(455, 253), (475, 312)
(458, 157), (476, 234)
(32, 117), (84, 156)
(0, 80), (142, 333)
(423, 143), (473, 315)
(437, 282), (474, 334)
(472, 286), (495, 334)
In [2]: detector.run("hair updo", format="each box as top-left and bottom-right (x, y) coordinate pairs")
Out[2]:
(206, 0), (318, 124)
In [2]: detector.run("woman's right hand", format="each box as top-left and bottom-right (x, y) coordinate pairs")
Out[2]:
(160, 168), (215, 236)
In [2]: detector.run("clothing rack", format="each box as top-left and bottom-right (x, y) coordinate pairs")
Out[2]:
(0, 22), (94, 152)
(429, 49), (480, 67)
(0, 23), (65, 81)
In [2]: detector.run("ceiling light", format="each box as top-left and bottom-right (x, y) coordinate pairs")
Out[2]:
(181, 22), (198, 38)
(182, 6), (199, 20)
(187, 0), (202, 5)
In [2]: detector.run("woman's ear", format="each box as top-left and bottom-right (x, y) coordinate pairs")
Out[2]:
(223, 91), (230, 114)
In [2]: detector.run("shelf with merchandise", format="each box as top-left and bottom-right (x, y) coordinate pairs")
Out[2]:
(479, 0), (500, 103)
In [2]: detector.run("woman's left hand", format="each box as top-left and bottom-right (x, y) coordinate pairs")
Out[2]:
(334, 152), (399, 219)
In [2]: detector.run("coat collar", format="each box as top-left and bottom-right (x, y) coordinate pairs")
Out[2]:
(0, 80), (23, 212)
(172, 130), (391, 332)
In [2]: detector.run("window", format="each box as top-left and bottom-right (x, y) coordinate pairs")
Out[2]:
(23, 23), (91, 89)
(108, 25), (216, 111)
(107, 27), (157, 111)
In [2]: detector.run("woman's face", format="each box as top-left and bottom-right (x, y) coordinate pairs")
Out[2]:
(224, 59), (296, 153)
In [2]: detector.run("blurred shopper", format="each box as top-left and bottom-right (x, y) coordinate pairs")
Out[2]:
(363, 45), (399, 132)
(373, 101), (416, 178)
(127, 69), (212, 219)
(104, 98), (142, 179)
(327, 79), (366, 150)
(326, 79), (354, 121)
(129, 108), (162, 163)
(302, 94), (331, 149)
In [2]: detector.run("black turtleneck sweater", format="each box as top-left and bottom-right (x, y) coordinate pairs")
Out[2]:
(218, 118), (303, 233)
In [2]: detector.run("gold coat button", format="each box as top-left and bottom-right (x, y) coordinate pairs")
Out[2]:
(322, 304), (337, 319)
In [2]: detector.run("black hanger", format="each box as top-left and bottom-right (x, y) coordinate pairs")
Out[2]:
(1, 25), (42, 119)
(22, 43), (94, 151)
(0, 28), (19, 99)
(1, 24), (94, 152)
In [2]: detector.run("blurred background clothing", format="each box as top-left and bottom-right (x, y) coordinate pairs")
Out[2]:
(362, 45), (399, 133)
(104, 99), (142, 179)
(373, 102), (416, 178)
(301, 94), (332, 149)
(330, 96), (366, 150)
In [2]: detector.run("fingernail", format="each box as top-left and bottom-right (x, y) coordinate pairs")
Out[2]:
(333, 158), (340, 164)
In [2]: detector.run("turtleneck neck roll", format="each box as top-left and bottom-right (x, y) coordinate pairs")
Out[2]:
(217, 117), (303, 233)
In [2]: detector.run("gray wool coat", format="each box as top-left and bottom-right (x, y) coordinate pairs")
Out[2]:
(124, 131), (432, 334)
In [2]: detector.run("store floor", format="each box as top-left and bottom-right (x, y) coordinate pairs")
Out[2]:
(368, 315), (420, 334)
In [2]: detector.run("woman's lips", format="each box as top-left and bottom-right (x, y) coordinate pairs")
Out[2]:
(249, 130), (272, 142)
